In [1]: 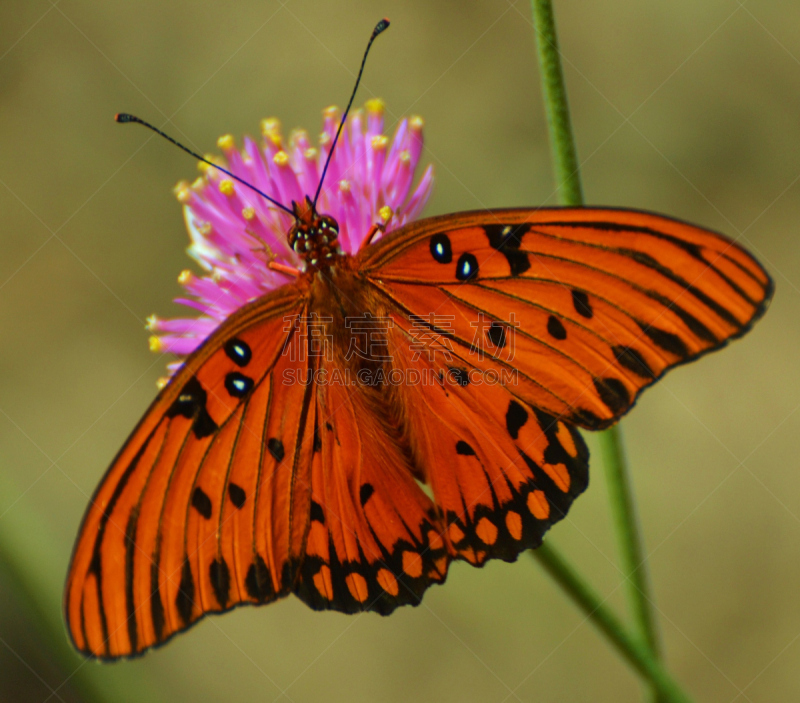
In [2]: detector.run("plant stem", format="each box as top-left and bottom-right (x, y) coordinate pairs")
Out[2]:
(531, 545), (692, 703)
(530, 0), (583, 207)
(530, 2), (666, 701)
(599, 426), (664, 663)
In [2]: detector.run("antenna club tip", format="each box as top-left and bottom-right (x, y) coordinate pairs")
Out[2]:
(115, 113), (133, 123)
(374, 18), (390, 35)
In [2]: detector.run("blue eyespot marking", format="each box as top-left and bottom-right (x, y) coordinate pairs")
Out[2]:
(225, 372), (254, 398)
(224, 338), (252, 367)
(456, 252), (479, 281)
(430, 233), (453, 264)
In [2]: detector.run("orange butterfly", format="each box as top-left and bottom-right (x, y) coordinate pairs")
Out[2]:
(64, 21), (773, 659)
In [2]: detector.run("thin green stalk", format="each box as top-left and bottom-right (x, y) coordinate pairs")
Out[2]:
(530, 0), (583, 207)
(0, 471), (166, 703)
(531, 545), (692, 703)
(530, 1), (666, 701)
(599, 426), (663, 662)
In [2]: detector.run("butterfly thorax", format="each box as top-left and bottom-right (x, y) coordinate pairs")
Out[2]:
(288, 196), (342, 271)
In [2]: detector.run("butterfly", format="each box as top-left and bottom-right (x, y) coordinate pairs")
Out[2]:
(64, 21), (773, 659)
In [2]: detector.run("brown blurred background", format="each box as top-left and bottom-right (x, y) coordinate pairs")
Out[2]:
(1, 1), (799, 701)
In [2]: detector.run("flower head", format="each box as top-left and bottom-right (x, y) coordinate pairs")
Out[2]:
(147, 100), (433, 379)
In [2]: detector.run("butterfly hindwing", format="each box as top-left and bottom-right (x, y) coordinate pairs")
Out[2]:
(294, 353), (449, 614)
(387, 314), (589, 565)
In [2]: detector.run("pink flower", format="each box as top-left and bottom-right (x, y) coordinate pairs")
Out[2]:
(146, 99), (434, 380)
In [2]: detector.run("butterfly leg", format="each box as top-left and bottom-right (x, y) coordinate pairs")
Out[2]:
(268, 261), (302, 277)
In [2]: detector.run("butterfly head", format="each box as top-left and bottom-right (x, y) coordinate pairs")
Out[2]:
(288, 196), (342, 270)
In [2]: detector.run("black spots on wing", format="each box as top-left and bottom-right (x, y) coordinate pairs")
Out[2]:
(613, 346), (655, 379)
(191, 486), (212, 519)
(506, 400), (528, 440)
(572, 289), (593, 318)
(359, 483), (375, 507)
(294, 513), (449, 616)
(593, 377), (630, 415)
(547, 315), (567, 340)
(486, 322), (507, 348)
(456, 440), (476, 456)
(325, 421), (333, 431)
(245, 555), (273, 601)
(447, 367), (469, 386)
(429, 233), (453, 264)
(209, 558), (230, 608)
(637, 321), (689, 358)
(175, 558), (195, 626)
(570, 407), (605, 430)
(313, 424), (322, 452)
(311, 501), (325, 523)
(456, 253), (479, 281)
(267, 438), (285, 462)
(167, 376), (218, 439)
(484, 224), (531, 276)
(150, 562), (165, 641)
(228, 483), (246, 509)
(224, 338), (252, 366)
(224, 372), (254, 398)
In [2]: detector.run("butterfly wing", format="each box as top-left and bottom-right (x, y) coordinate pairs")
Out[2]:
(292, 351), (449, 614)
(64, 283), (316, 659)
(349, 206), (771, 567)
(387, 323), (590, 566)
(359, 207), (773, 429)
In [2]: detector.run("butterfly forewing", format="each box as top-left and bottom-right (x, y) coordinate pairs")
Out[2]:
(65, 284), (310, 658)
(359, 207), (773, 428)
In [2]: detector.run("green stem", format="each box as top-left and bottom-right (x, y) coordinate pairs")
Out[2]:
(531, 545), (692, 703)
(599, 426), (663, 661)
(0, 471), (166, 703)
(531, 2), (666, 701)
(530, 0), (583, 207)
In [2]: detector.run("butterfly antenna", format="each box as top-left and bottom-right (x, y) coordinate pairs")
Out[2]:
(313, 18), (390, 207)
(115, 113), (294, 216)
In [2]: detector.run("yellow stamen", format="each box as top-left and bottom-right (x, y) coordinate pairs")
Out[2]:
(273, 150), (289, 167)
(399, 150), (411, 164)
(260, 118), (282, 147)
(242, 207), (256, 221)
(410, 115), (424, 131)
(304, 147), (318, 161)
(323, 105), (339, 120)
(190, 177), (204, 190)
(145, 314), (159, 331)
(156, 376), (169, 390)
(148, 336), (162, 352)
(219, 179), (235, 196)
(379, 205), (393, 223)
(217, 134), (235, 152)
(365, 98), (385, 116)
(371, 134), (388, 151)
(178, 270), (194, 285)
(319, 132), (331, 147)
(173, 180), (191, 203)
(339, 179), (351, 193)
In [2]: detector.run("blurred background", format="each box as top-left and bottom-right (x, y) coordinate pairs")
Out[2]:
(1, 0), (798, 701)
